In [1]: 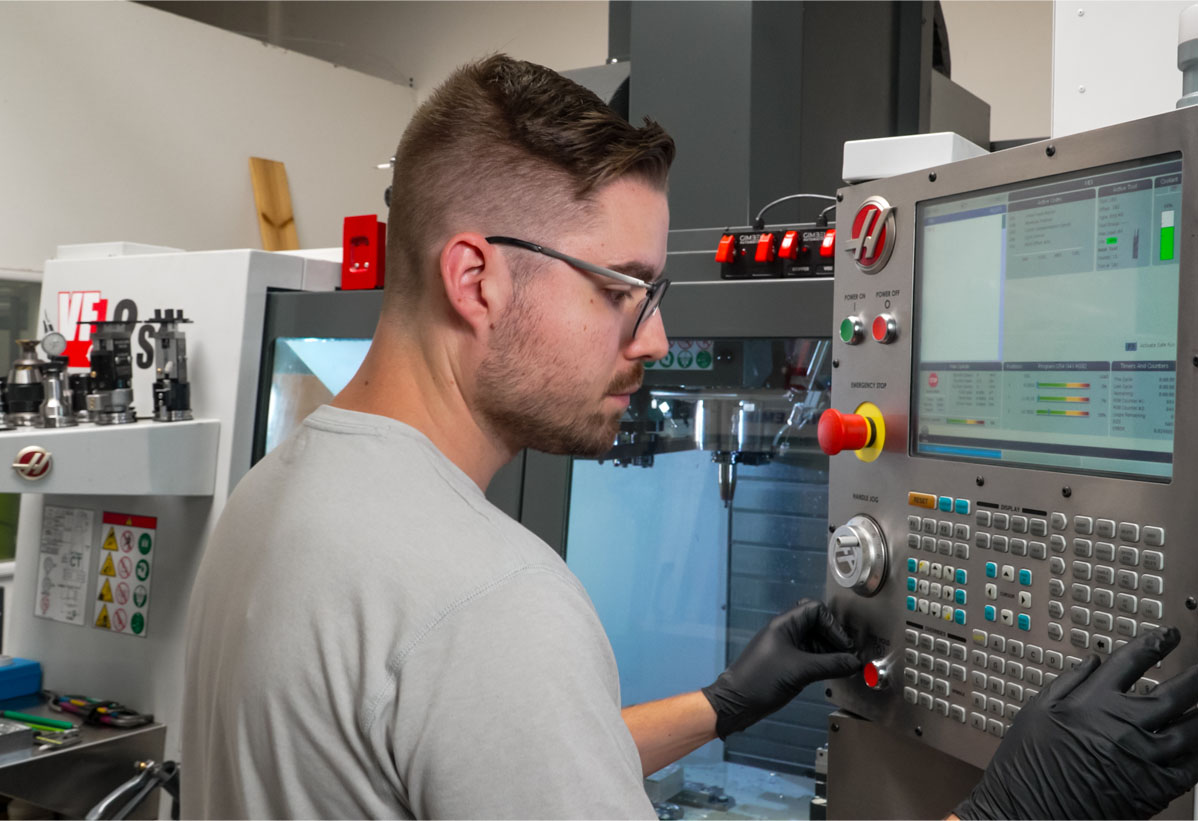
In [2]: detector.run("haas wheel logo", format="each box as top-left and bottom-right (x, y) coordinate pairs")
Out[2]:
(12, 446), (52, 481)
(843, 196), (896, 273)
(833, 538), (859, 578)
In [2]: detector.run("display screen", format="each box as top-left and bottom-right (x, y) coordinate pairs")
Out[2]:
(912, 154), (1181, 480)
(261, 337), (370, 457)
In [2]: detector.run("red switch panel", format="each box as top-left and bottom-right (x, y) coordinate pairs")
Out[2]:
(342, 215), (387, 290)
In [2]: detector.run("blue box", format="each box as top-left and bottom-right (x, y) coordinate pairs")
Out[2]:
(0, 658), (42, 701)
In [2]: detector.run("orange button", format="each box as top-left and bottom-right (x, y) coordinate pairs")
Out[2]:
(715, 234), (737, 264)
(820, 228), (836, 257)
(755, 233), (776, 262)
(908, 492), (937, 509)
(778, 230), (799, 259)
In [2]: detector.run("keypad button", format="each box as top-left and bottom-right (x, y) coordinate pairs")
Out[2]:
(992, 535), (1010, 553)
(918, 692), (934, 710)
(1026, 667), (1043, 686)
(985, 605), (997, 622)
(1095, 565), (1115, 586)
(934, 679), (950, 697)
(971, 649), (987, 668)
(943, 585), (955, 602)
(1049, 579), (1065, 597)
(951, 705), (967, 723)
(993, 513), (1010, 530)
(908, 515), (922, 532)
(904, 686), (918, 704)
(1143, 575), (1164, 596)
(1026, 645), (1044, 664)
(1072, 561), (1093, 581)
(1005, 703), (1020, 722)
(919, 560), (930, 575)
(1008, 682), (1025, 702)
(1050, 557), (1066, 575)
(919, 634), (933, 650)
(972, 629), (988, 645)
(1011, 516), (1029, 534)
(1070, 584), (1092, 603)
(1048, 623), (1064, 642)
(934, 638), (950, 655)
(987, 695), (1005, 715)
(1143, 526), (1165, 547)
(1018, 591), (1032, 608)
(905, 648), (919, 666)
(956, 588), (968, 605)
(1048, 601), (1065, 619)
(938, 539), (953, 556)
(1117, 546), (1140, 567)
(955, 609), (967, 627)
(1116, 594), (1139, 614)
(1093, 635), (1113, 654)
(954, 542), (970, 560)
(934, 659), (950, 677)
(988, 676), (1005, 695)
(1094, 588), (1114, 609)
(1050, 512), (1068, 531)
(1010, 538), (1028, 557)
(1019, 569), (1033, 586)
(1070, 606), (1091, 626)
(1050, 534), (1067, 554)
(934, 697), (950, 716)
(923, 518), (937, 534)
(907, 596), (917, 611)
(988, 656), (1005, 674)
(1066, 656), (1085, 672)
(918, 580), (931, 595)
(1007, 639), (1024, 658)
(1001, 565), (1016, 582)
(1030, 518), (1048, 537)
(1142, 551), (1164, 572)
(1118, 522), (1140, 543)
(971, 670), (988, 690)
(930, 602), (942, 618)
(1095, 542), (1116, 562)
(976, 510), (992, 527)
(955, 499), (971, 516)
(1093, 612), (1114, 631)
(931, 563), (944, 579)
(1074, 516), (1094, 535)
(987, 719), (1005, 738)
(1139, 679), (1159, 695)
(1007, 661), (1024, 680)
(921, 536), (936, 553)
(1096, 519), (1116, 539)
(954, 523), (971, 540)
(937, 521), (952, 538)
(976, 532), (992, 550)
(988, 634), (1007, 653)
(970, 711), (986, 730)
(938, 497), (953, 513)
(905, 628), (919, 645)
(1116, 570), (1139, 591)
(903, 668), (919, 686)
(986, 583), (998, 600)
(919, 672), (934, 689)
(907, 533), (921, 551)
(955, 568), (968, 585)
(951, 663), (967, 681)
(1030, 541), (1047, 560)
(1073, 538), (1093, 558)
(1142, 599), (1163, 620)
(930, 582), (943, 598)
(950, 643), (967, 661)
(920, 653), (934, 670)
(986, 562), (998, 578)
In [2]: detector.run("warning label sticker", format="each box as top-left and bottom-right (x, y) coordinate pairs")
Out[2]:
(92, 512), (157, 638)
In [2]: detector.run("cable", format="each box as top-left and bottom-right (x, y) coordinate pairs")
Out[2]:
(752, 193), (837, 229)
(817, 203), (837, 227)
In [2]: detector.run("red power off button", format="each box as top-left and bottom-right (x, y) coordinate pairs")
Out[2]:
(872, 313), (898, 343)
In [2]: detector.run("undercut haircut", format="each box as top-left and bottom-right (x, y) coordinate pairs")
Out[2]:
(383, 54), (676, 314)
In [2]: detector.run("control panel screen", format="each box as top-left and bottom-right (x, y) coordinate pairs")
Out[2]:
(912, 154), (1181, 480)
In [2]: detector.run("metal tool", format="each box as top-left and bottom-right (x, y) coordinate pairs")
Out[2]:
(69, 373), (93, 423)
(6, 339), (47, 427)
(86, 320), (138, 425)
(85, 759), (180, 820)
(144, 310), (193, 422)
(40, 355), (77, 427)
(0, 378), (14, 431)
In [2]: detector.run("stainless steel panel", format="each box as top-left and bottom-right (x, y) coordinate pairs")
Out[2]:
(823, 106), (1198, 773)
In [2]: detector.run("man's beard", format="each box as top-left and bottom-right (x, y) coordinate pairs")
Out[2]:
(476, 304), (643, 457)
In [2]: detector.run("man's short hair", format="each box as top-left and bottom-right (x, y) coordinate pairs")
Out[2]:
(384, 54), (675, 313)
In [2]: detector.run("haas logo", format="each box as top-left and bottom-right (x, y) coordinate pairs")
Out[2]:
(12, 446), (52, 481)
(834, 538), (859, 578)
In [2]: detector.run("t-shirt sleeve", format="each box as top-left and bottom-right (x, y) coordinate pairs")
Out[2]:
(377, 567), (656, 820)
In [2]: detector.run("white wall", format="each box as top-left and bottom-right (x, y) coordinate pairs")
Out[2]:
(0, 1), (417, 274)
(941, 0), (1054, 142)
(1052, 0), (1193, 136)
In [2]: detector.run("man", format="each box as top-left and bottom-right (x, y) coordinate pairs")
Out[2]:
(184, 55), (1198, 818)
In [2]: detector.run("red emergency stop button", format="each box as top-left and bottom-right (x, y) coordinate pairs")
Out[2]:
(755, 233), (776, 262)
(872, 313), (898, 343)
(778, 230), (799, 259)
(715, 234), (737, 264)
(818, 408), (876, 455)
(820, 228), (836, 257)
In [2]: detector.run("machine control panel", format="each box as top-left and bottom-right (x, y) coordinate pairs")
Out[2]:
(823, 106), (1198, 771)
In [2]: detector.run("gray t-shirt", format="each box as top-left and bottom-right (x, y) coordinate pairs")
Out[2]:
(182, 405), (653, 819)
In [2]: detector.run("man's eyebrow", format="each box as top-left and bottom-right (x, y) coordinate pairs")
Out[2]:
(608, 262), (660, 284)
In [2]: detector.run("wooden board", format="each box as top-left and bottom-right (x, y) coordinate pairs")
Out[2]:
(249, 157), (299, 251)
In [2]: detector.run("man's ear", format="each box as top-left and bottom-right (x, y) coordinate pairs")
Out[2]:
(438, 233), (511, 333)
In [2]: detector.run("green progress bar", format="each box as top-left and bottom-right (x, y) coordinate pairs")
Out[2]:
(1105, 236), (1118, 245)
(1162, 226), (1175, 261)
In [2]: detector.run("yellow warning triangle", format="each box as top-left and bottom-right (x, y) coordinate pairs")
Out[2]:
(95, 604), (110, 629)
(102, 528), (118, 551)
(100, 554), (116, 577)
(97, 579), (114, 602)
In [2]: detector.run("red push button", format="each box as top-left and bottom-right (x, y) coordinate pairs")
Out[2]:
(864, 660), (888, 689)
(820, 228), (836, 257)
(818, 408), (875, 455)
(778, 230), (799, 260)
(872, 313), (898, 343)
(715, 234), (737, 264)
(755, 233), (776, 262)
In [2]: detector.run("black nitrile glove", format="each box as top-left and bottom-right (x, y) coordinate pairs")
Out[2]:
(701, 599), (861, 739)
(956, 626), (1198, 820)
